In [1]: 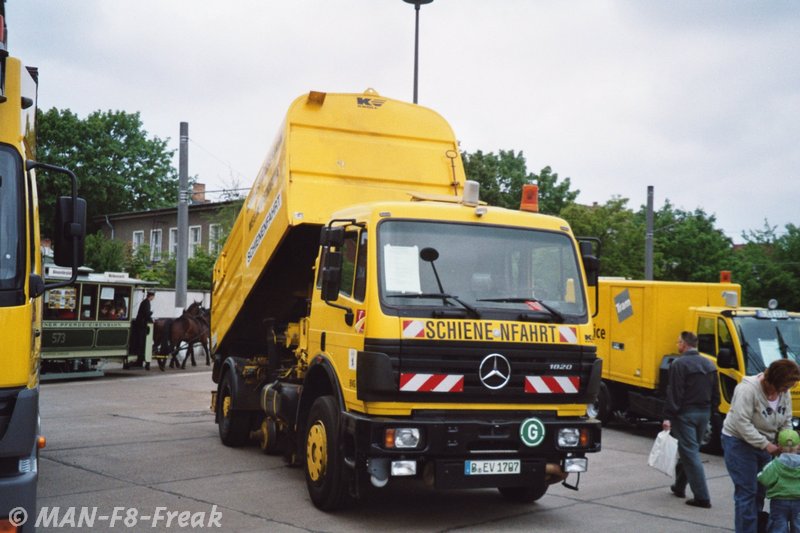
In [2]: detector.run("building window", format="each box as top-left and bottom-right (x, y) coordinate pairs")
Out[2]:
(169, 227), (177, 258)
(208, 224), (222, 255)
(150, 229), (163, 262)
(189, 225), (202, 258)
(132, 231), (144, 252)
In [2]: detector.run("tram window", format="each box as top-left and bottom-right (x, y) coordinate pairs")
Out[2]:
(44, 287), (78, 320)
(98, 285), (132, 320)
(80, 284), (98, 320)
(99, 286), (115, 320)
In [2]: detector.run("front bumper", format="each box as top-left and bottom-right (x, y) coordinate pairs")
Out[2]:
(341, 409), (600, 490)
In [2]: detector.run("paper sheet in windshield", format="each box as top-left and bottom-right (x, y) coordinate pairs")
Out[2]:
(383, 244), (421, 294)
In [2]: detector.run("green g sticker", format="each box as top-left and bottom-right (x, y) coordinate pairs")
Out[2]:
(520, 417), (545, 447)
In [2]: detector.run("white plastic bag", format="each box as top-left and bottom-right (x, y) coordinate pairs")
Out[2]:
(648, 430), (679, 477)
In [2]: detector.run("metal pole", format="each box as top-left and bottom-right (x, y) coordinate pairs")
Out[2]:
(413, 3), (420, 104)
(645, 185), (654, 280)
(175, 122), (189, 310)
(403, 0), (432, 104)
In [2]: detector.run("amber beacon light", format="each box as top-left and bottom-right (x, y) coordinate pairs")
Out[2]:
(520, 184), (539, 213)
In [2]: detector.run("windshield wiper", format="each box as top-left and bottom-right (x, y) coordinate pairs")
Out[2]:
(737, 325), (765, 374)
(776, 327), (798, 359)
(476, 297), (565, 322)
(389, 293), (481, 318)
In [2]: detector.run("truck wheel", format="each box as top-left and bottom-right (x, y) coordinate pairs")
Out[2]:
(587, 382), (612, 426)
(700, 412), (723, 455)
(498, 484), (548, 503)
(259, 417), (281, 455)
(304, 395), (348, 511)
(217, 372), (250, 447)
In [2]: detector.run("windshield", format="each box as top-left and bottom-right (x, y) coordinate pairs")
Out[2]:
(0, 145), (23, 291)
(378, 220), (587, 321)
(735, 316), (800, 375)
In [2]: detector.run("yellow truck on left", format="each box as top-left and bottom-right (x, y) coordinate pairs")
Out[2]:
(1, 3), (85, 529)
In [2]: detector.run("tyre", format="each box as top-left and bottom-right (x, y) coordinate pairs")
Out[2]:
(587, 381), (612, 426)
(304, 395), (348, 511)
(217, 371), (251, 447)
(259, 417), (281, 455)
(498, 484), (548, 503)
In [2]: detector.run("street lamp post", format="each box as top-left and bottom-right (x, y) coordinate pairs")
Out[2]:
(403, 0), (433, 104)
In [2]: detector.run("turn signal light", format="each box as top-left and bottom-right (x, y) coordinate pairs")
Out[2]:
(37, 436), (46, 449)
(580, 428), (590, 448)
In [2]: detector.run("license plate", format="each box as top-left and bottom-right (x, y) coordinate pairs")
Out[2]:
(464, 459), (521, 476)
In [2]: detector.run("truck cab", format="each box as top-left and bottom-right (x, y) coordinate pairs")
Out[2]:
(690, 305), (800, 419)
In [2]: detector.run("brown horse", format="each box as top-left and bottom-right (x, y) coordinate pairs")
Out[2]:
(154, 302), (211, 370)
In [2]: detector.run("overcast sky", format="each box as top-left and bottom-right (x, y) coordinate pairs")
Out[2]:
(11, 1), (800, 242)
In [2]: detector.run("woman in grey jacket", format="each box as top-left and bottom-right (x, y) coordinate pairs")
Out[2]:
(721, 359), (800, 533)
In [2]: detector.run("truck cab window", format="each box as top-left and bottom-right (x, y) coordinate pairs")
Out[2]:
(0, 146), (22, 291)
(718, 317), (738, 369)
(697, 316), (716, 355)
(378, 220), (586, 321)
(353, 230), (367, 302)
(339, 231), (359, 298)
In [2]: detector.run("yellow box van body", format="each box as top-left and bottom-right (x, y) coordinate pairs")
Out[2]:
(590, 278), (800, 450)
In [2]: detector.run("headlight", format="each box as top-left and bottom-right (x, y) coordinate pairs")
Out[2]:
(564, 457), (588, 473)
(558, 428), (581, 447)
(391, 460), (417, 476)
(384, 427), (421, 449)
(19, 457), (37, 473)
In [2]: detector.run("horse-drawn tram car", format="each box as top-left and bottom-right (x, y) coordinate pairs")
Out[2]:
(41, 264), (156, 379)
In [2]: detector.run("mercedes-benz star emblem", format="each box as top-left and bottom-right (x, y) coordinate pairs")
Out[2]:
(478, 353), (511, 390)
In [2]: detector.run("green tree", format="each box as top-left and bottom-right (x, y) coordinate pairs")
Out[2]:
(84, 231), (128, 272)
(142, 251), (215, 291)
(561, 196), (645, 278)
(535, 166), (579, 216)
(36, 108), (178, 234)
(645, 202), (732, 282)
(461, 150), (578, 215)
(731, 222), (800, 308)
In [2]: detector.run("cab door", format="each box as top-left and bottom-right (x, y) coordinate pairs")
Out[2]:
(696, 313), (740, 413)
(309, 228), (368, 410)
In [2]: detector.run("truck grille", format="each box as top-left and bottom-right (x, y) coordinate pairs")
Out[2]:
(362, 339), (598, 404)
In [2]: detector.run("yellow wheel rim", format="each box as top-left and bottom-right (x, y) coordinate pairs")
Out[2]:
(306, 421), (327, 482)
(222, 396), (232, 418)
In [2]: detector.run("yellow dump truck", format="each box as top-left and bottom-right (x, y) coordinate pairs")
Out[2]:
(589, 278), (800, 451)
(1, 4), (85, 526)
(210, 90), (602, 510)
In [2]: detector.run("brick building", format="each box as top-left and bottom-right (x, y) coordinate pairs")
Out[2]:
(94, 184), (239, 262)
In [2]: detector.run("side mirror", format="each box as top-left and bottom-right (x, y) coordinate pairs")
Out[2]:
(717, 347), (735, 369)
(578, 239), (600, 287)
(54, 196), (87, 267)
(27, 159), (86, 293)
(320, 250), (343, 302)
(582, 255), (599, 287)
(320, 226), (345, 248)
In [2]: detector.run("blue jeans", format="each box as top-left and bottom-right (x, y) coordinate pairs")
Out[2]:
(722, 433), (773, 533)
(672, 409), (711, 501)
(767, 499), (800, 533)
